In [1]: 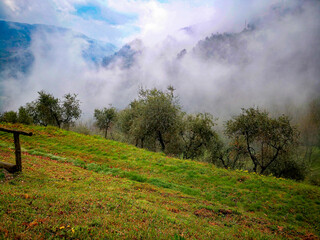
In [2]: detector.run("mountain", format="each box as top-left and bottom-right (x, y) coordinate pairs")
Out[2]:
(102, 39), (143, 69)
(0, 123), (319, 239)
(0, 21), (35, 76)
(0, 20), (117, 78)
(191, 28), (253, 65)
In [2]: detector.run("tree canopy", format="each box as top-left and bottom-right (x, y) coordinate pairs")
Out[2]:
(122, 87), (182, 151)
(25, 91), (81, 128)
(225, 107), (299, 174)
(94, 107), (117, 138)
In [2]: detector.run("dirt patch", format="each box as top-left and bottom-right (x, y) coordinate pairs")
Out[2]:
(218, 209), (233, 215)
(166, 207), (180, 213)
(194, 208), (235, 218)
(194, 208), (216, 218)
(237, 176), (249, 182)
(160, 192), (176, 198)
(301, 233), (320, 240)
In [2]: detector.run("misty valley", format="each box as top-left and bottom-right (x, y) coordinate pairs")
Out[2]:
(0, 0), (320, 239)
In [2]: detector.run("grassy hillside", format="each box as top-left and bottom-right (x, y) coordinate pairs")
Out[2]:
(0, 123), (319, 240)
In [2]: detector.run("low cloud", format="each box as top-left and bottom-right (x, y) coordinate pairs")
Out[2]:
(1, 0), (320, 122)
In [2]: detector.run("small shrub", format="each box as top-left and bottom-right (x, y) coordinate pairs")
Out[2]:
(1, 111), (18, 123)
(266, 157), (307, 181)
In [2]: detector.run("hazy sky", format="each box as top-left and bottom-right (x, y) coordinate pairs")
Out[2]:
(0, 0), (282, 46)
(1, 0), (319, 121)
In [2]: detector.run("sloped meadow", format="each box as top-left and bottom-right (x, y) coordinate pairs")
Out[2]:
(0, 123), (319, 239)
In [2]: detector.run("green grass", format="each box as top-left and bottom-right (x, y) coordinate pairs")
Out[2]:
(308, 147), (320, 186)
(0, 123), (320, 239)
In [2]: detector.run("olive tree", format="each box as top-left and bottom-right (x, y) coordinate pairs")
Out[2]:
(136, 87), (182, 152)
(94, 107), (117, 138)
(25, 91), (81, 128)
(212, 138), (247, 170)
(118, 100), (149, 147)
(60, 93), (82, 129)
(181, 113), (216, 159)
(17, 107), (33, 124)
(118, 87), (182, 152)
(225, 107), (299, 174)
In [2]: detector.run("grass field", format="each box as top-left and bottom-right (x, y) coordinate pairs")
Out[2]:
(0, 123), (319, 239)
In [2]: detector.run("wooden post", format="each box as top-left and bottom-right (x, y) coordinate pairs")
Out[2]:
(13, 133), (22, 172)
(0, 127), (32, 173)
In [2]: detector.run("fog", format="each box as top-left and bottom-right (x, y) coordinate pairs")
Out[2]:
(1, 0), (320, 120)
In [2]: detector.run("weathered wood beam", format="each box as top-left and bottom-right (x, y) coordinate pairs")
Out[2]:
(13, 133), (22, 172)
(0, 127), (33, 136)
(0, 127), (33, 173)
(0, 161), (17, 173)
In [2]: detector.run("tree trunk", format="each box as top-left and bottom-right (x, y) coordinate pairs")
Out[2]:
(260, 148), (280, 174)
(260, 166), (267, 174)
(158, 131), (165, 151)
(253, 162), (258, 173)
(218, 156), (227, 169)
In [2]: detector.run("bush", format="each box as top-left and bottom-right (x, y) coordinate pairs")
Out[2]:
(17, 107), (32, 124)
(0, 111), (18, 123)
(265, 156), (307, 181)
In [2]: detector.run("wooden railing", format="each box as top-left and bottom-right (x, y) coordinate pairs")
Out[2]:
(0, 127), (32, 173)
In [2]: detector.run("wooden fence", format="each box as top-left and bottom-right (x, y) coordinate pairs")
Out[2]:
(0, 127), (32, 173)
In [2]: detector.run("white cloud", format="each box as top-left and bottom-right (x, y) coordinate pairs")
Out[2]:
(1, 0), (320, 122)
(1, 0), (293, 46)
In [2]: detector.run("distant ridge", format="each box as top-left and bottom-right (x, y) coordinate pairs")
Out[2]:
(0, 20), (117, 77)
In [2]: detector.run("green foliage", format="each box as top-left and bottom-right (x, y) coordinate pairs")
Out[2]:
(210, 137), (247, 170)
(225, 107), (300, 174)
(94, 106), (117, 138)
(181, 113), (216, 159)
(299, 98), (320, 169)
(118, 87), (182, 152)
(138, 87), (182, 151)
(60, 93), (82, 129)
(0, 108), (32, 125)
(26, 90), (61, 127)
(25, 91), (81, 128)
(265, 154), (307, 180)
(17, 106), (33, 125)
(0, 111), (18, 123)
(307, 147), (320, 186)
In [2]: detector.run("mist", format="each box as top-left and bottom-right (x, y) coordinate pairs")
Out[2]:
(1, 0), (320, 121)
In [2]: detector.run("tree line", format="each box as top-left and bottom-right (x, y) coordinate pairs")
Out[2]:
(0, 91), (81, 128)
(1, 88), (319, 182)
